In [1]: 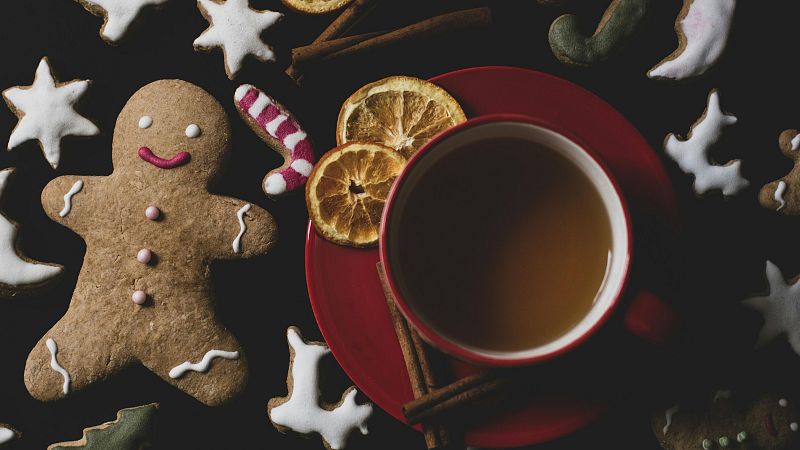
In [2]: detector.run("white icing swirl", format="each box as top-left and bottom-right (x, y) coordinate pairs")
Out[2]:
(232, 204), (251, 253)
(46, 338), (70, 395)
(169, 349), (239, 379)
(775, 181), (787, 211)
(59, 180), (84, 217)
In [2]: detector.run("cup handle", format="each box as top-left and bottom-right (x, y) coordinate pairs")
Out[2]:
(623, 291), (679, 346)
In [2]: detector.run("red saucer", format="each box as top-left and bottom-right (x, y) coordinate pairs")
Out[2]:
(306, 66), (679, 448)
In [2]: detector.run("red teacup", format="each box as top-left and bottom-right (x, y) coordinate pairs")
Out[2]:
(379, 114), (676, 367)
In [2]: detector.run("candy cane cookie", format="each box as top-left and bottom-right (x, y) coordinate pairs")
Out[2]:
(235, 84), (316, 197)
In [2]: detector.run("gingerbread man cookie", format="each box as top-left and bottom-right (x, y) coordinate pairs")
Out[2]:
(759, 130), (800, 215)
(24, 80), (277, 406)
(653, 393), (800, 450)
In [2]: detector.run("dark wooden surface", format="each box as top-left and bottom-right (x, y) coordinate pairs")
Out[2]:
(2, 1), (800, 448)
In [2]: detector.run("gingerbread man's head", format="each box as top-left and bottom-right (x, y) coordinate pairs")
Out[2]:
(112, 80), (231, 186)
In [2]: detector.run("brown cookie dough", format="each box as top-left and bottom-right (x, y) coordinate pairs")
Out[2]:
(24, 80), (277, 406)
(653, 393), (800, 450)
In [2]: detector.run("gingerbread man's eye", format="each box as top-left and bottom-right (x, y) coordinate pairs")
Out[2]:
(185, 124), (201, 138)
(138, 116), (153, 129)
(780, 398), (789, 407)
(791, 422), (798, 432)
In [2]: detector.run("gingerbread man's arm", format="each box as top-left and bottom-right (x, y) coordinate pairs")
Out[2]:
(41, 176), (106, 232)
(206, 195), (277, 260)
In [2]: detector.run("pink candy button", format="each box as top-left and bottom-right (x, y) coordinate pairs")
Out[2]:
(137, 248), (152, 264)
(132, 290), (147, 305)
(145, 206), (160, 220)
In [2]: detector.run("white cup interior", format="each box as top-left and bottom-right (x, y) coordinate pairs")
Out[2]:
(387, 120), (630, 361)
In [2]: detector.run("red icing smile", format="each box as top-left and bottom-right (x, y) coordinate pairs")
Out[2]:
(765, 413), (778, 437)
(138, 147), (190, 169)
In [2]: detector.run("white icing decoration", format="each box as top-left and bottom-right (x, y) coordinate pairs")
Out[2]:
(264, 174), (287, 196)
(185, 124), (201, 138)
(0, 169), (62, 288)
(284, 131), (307, 152)
(193, 0), (283, 78)
(232, 203), (251, 253)
(2, 58), (99, 169)
(743, 261), (800, 355)
(46, 338), (70, 395)
(78, 0), (170, 43)
(138, 115), (153, 129)
(664, 90), (748, 196)
(792, 133), (800, 151)
(663, 404), (680, 435)
(776, 181), (788, 211)
(270, 328), (373, 450)
(291, 159), (314, 177)
(265, 115), (288, 136)
(648, 0), (736, 80)
(713, 390), (732, 402)
(59, 180), (84, 218)
(780, 398), (789, 407)
(168, 349), (239, 379)
(792, 422), (799, 432)
(0, 427), (15, 444)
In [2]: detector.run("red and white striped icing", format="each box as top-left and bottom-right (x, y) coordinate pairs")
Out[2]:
(235, 84), (315, 196)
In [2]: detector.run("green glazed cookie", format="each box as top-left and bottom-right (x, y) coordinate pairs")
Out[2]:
(548, 0), (650, 66)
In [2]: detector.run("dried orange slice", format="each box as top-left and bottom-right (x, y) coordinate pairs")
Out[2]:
(306, 142), (405, 247)
(337, 76), (467, 159)
(281, 0), (351, 14)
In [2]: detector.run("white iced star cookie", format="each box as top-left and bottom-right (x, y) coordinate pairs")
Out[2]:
(2, 57), (99, 169)
(743, 261), (800, 355)
(74, 0), (169, 44)
(0, 168), (63, 297)
(193, 0), (283, 79)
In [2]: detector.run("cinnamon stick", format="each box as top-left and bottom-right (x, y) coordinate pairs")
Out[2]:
(315, 7), (492, 64)
(286, 0), (381, 80)
(377, 263), (451, 449)
(292, 31), (386, 66)
(403, 372), (511, 426)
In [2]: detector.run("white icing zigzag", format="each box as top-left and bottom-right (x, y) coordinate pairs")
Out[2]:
(59, 180), (84, 217)
(46, 338), (71, 395)
(169, 349), (239, 379)
(270, 327), (373, 450)
(664, 90), (748, 196)
(232, 203), (251, 253)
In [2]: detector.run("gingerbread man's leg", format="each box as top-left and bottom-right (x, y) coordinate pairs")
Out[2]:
(25, 306), (132, 401)
(137, 315), (248, 406)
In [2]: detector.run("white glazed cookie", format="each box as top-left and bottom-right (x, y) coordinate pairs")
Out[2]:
(0, 424), (19, 446)
(269, 327), (373, 450)
(664, 89), (747, 196)
(743, 261), (800, 356)
(193, 0), (283, 79)
(0, 168), (63, 297)
(648, 0), (736, 80)
(73, 0), (169, 44)
(2, 57), (99, 169)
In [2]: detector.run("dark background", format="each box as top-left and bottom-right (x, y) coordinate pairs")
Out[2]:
(2, 0), (800, 448)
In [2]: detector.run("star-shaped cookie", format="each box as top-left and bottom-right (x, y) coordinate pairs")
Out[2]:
(2, 57), (99, 169)
(193, 0), (283, 79)
(74, 0), (169, 44)
(743, 261), (800, 355)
